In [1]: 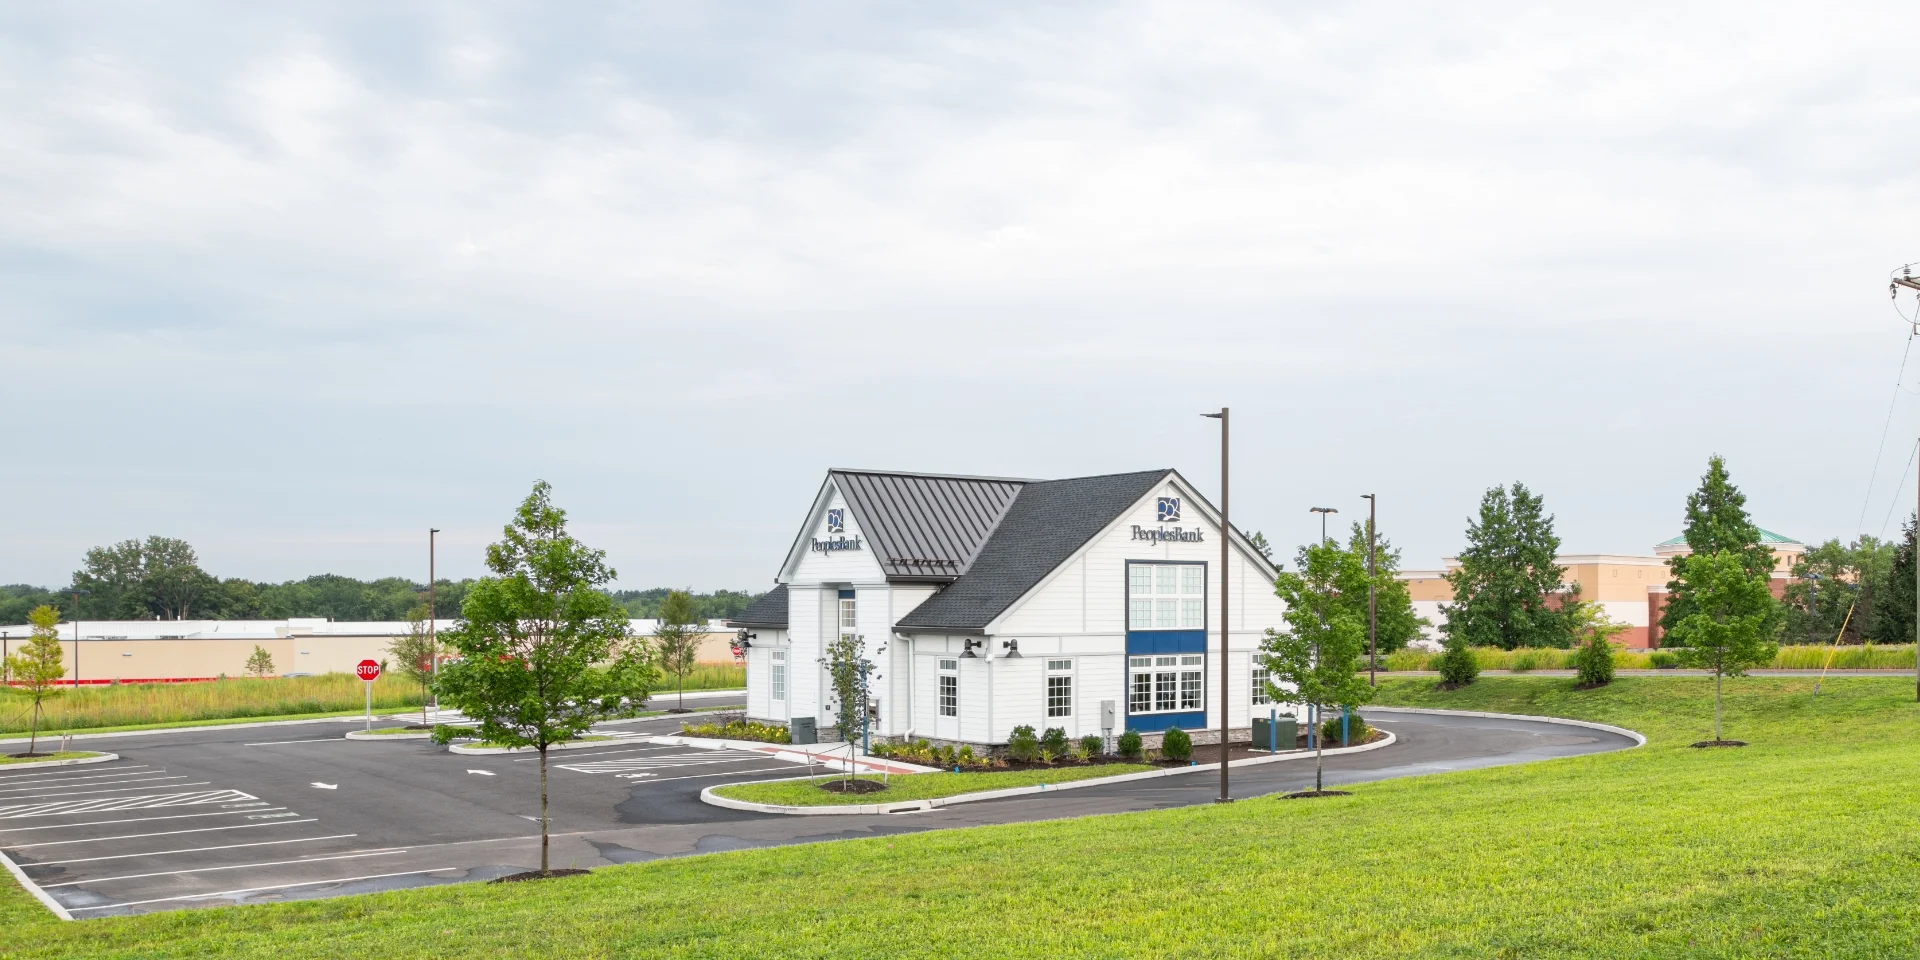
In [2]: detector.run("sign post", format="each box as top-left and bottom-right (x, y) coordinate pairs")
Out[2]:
(355, 659), (382, 732)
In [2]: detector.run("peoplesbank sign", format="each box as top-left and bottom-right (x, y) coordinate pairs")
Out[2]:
(1131, 496), (1204, 544)
(812, 507), (864, 553)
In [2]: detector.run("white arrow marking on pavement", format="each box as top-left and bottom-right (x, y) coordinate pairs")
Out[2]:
(310, 783), (337, 790)
(466, 770), (495, 776)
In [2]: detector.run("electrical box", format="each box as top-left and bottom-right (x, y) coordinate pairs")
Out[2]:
(1100, 700), (1116, 732)
(789, 716), (817, 745)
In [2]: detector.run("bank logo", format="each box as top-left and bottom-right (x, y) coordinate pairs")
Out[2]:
(826, 508), (845, 534)
(1157, 497), (1181, 522)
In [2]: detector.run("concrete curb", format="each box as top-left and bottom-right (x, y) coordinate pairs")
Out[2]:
(448, 737), (637, 755)
(0, 751), (119, 771)
(648, 735), (940, 775)
(701, 730), (1398, 816)
(344, 730), (435, 741)
(1363, 706), (1648, 747)
(0, 849), (71, 921)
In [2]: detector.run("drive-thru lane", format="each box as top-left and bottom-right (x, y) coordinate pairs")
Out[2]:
(1, 708), (1634, 917)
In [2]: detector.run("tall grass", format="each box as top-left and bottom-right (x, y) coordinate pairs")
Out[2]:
(1380, 643), (1917, 672)
(0, 675), (426, 735)
(668, 663), (745, 691)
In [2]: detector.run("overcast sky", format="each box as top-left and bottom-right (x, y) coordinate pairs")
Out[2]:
(5, 3), (1920, 592)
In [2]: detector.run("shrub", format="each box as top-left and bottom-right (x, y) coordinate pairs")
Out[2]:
(429, 723), (466, 745)
(1007, 725), (1039, 762)
(1079, 734), (1104, 758)
(1573, 635), (1616, 688)
(1118, 729), (1143, 759)
(1320, 713), (1370, 745)
(680, 719), (791, 744)
(1160, 726), (1193, 761)
(1436, 639), (1480, 686)
(938, 744), (956, 766)
(1040, 726), (1069, 756)
(957, 745), (975, 765)
(1649, 651), (1679, 669)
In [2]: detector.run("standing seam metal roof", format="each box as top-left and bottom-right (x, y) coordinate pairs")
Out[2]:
(832, 470), (1027, 580)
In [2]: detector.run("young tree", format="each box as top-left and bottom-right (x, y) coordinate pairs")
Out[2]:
(386, 605), (443, 726)
(244, 645), (276, 679)
(651, 589), (702, 711)
(1443, 483), (1573, 650)
(821, 632), (880, 777)
(1260, 541), (1373, 794)
(1660, 456), (1776, 641)
(4, 606), (66, 755)
(1667, 551), (1780, 743)
(1563, 587), (1627, 688)
(434, 482), (657, 876)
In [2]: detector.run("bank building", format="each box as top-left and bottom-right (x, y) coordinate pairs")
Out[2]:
(728, 468), (1287, 749)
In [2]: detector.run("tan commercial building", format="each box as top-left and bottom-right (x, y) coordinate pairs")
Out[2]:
(0, 617), (743, 686)
(1401, 530), (1805, 649)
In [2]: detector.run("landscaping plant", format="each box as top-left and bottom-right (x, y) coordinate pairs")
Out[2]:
(3, 605), (65, 755)
(1160, 726), (1193, 761)
(385, 604), (444, 726)
(434, 481), (657, 877)
(1667, 550), (1780, 744)
(1319, 713), (1370, 746)
(1442, 482), (1575, 650)
(1117, 729), (1143, 759)
(1039, 726), (1069, 756)
(1435, 636), (1480, 687)
(1262, 538), (1375, 793)
(651, 589), (703, 711)
(1565, 588), (1627, 689)
(1007, 724), (1039, 762)
(1659, 456), (1781, 643)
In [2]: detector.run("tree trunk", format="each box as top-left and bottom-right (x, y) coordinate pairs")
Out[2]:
(1314, 705), (1324, 792)
(677, 674), (684, 711)
(422, 682), (430, 727)
(539, 745), (550, 874)
(1714, 669), (1723, 742)
(29, 698), (41, 755)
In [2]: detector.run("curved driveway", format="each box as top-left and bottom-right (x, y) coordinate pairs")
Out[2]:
(1, 708), (1634, 917)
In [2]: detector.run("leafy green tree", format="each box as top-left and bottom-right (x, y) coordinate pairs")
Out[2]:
(1872, 514), (1916, 645)
(1668, 551), (1780, 743)
(435, 482), (657, 876)
(244, 645), (276, 678)
(386, 605), (444, 726)
(4, 606), (66, 754)
(1563, 587), (1627, 688)
(1339, 522), (1429, 656)
(1245, 531), (1276, 563)
(71, 539), (151, 618)
(1782, 537), (1890, 645)
(609, 588), (761, 621)
(1443, 483), (1573, 650)
(1660, 456), (1776, 641)
(1434, 636), (1479, 687)
(1260, 540), (1374, 793)
(651, 589), (703, 711)
(0, 585), (64, 625)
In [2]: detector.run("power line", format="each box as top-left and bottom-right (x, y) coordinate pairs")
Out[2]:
(1878, 437), (1919, 541)
(1857, 330), (1916, 535)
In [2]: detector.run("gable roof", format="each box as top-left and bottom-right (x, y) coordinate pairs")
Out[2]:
(726, 584), (789, 629)
(895, 469), (1172, 632)
(832, 469), (1029, 581)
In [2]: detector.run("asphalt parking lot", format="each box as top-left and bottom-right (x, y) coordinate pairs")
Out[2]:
(1, 706), (1635, 918)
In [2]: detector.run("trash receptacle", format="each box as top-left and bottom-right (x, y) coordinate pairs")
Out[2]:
(1251, 716), (1297, 752)
(789, 717), (817, 745)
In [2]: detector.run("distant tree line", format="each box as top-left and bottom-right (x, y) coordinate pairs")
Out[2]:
(0, 536), (764, 625)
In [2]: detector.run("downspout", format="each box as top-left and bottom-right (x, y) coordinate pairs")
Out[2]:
(901, 633), (914, 740)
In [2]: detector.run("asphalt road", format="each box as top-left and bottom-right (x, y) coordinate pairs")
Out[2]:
(1, 708), (1634, 918)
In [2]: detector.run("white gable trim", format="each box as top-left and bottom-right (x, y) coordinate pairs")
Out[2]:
(980, 469), (1278, 635)
(776, 475), (839, 583)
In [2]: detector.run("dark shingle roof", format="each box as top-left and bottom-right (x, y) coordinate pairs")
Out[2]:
(726, 584), (789, 629)
(895, 469), (1171, 632)
(831, 470), (1028, 581)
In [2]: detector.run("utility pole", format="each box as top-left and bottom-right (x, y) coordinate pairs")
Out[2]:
(430, 528), (441, 718)
(1201, 408), (1231, 803)
(69, 589), (86, 688)
(1893, 266), (1920, 703)
(1362, 494), (1377, 687)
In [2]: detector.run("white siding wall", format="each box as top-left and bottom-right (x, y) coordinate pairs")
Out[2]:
(791, 488), (886, 584)
(742, 630), (791, 723)
(786, 586), (824, 725)
(884, 586), (938, 737)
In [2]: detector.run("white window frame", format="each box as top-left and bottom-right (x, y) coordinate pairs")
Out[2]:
(1046, 659), (1073, 718)
(1128, 653), (1205, 716)
(1250, 656), (1270, 706)
(771, 649), (787, 702)
(1127, 562), (1206, 631)
(938, 658), (958, 718)
(838, 596), (857, 641)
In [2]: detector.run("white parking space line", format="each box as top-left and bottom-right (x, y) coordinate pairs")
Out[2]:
(557, 754), (761, 775)
(25, 833), (358, 867)
(244, 738), (348, 746)
(0, 775), (190, 796)
(41, 849), (405, 888)
(0, 766), (155, 785)
(511, 744), (703, 762)
(0, 788), (253, 820)
(9, 819), (320, 849)
(64, 867), (459, 912)
(622, 764), (809, 785)
(0, 807), (289, 834)
(0, 779), (204, 802)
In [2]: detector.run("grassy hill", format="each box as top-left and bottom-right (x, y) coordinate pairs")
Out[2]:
(7, 675), (1919, 958)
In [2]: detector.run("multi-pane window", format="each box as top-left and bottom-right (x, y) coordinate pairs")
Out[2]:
(839, 596), (857, 641)
(1129, 653), (1205, 715)
(938, 659), (958, 717)
(1127, 563), (1205, 630)
(1250, 658), (1270, 705)
(1046, 659), (1073, 718)
(771, 650), (787, 701)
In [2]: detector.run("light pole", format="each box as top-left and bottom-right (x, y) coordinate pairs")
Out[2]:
(1361, 494), (1377, 686)
(1201, 408), (1231, 803)
(429, 528), (440, 718)
(69, 589), (89, 688)
(1309, 507), (1338, 545)
(1890, 265), (1920, 701)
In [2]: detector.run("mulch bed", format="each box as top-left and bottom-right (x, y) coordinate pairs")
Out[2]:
(818, 778), (889, 795)
(7, 753), (55, 759)
(1690, 739), (1748, 748)
(1283, 789), (1354, 799)
(893, 730), (1385, 774)
(403, 724), (436, 731)
(490, 868), (591, 884)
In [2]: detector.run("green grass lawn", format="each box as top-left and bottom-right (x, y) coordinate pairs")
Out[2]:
(0, 675), (428, 735)
(713, 764), (1157, 807)
(6, 675), (1919, 958)
(0, 751), (102, 765)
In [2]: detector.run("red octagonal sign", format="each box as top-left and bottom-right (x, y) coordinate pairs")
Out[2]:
(355, 659), (382, 682)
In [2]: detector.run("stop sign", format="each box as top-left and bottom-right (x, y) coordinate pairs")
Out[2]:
(355, 659), (381, 681)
